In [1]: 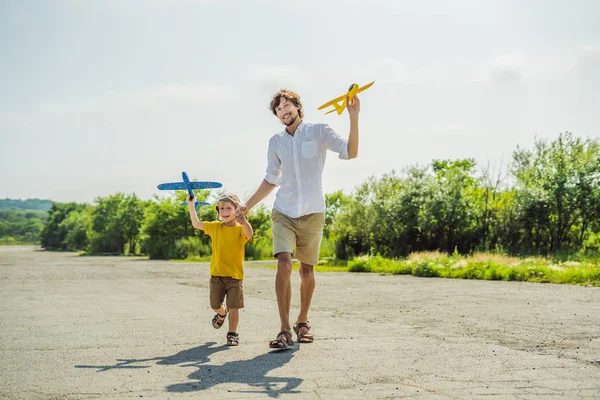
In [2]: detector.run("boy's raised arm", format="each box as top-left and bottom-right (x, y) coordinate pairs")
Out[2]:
(186, 194), (205, 230)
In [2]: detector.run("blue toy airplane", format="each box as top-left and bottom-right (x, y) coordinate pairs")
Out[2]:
(157, 172), (222, 209)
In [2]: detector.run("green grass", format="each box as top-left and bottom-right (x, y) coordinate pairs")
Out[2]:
(178, 255), (212, 262)
(0, 239), (37, 246)
(332, 253), (600, 286)
(178, 251), (600, 286)
(243, 260), (349, 273)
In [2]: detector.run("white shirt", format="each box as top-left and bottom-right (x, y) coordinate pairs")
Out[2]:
(264, 121), (350, 218)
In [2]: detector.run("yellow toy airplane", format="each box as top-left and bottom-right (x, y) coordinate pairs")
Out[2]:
(318, 81), (375, 115)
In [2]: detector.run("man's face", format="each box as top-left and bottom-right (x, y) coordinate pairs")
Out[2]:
(276, 97), (300, 126)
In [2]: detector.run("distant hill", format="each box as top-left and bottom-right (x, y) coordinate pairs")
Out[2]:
(0, 199), (53, 211)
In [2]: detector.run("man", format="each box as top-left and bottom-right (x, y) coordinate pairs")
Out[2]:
(238, 89), (360, 348)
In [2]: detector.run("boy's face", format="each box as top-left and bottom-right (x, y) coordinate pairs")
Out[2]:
(276, 97), (300, 126)
(217, 201), (236, 223)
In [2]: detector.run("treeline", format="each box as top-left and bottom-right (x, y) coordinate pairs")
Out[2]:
(0, 198), (52, 211)
(330, 132), (600, 258)
(0, 208), (47, 244)
(38, 192), (275, 260)
(34, 132), (600, 260)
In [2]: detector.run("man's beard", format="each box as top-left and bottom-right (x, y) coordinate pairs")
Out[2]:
(283, 115), (297, 126)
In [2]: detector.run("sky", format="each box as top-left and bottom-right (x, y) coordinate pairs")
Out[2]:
(1, 0), (599, 207)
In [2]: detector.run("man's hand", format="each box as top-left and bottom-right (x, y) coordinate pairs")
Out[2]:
(347, 95), (360, 118)
(235, 211), (247, 224)
(236, 204), (250, 217)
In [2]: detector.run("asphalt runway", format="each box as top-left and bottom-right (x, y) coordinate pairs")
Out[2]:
(1, 246), (599, 399)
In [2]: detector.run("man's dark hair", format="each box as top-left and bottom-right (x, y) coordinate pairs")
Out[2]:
(269, 89), (304, 119)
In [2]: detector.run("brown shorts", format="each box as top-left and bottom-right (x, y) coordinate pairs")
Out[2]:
(272, 209), (325, 266)
(209, 276), (244, 310)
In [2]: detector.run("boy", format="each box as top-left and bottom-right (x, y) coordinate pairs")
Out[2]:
(186, 193), (253, 346)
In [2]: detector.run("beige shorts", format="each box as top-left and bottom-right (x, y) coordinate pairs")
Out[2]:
(272, 209), (325, 266)
(209, 276), (244, 309)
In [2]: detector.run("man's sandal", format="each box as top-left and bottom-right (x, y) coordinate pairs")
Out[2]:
(269, 330), (294, 349)
(293, 321), (314, 343)
(226, 332), (239, 346)
(211, 307), (228, 329)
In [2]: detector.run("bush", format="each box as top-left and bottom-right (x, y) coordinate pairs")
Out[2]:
(174, 237), (211, 260)
(245, 238), (272, 260)
(412, 260), (441, 277)
(348, 259), (371, 272)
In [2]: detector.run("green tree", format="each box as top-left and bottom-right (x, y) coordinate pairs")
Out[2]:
(60, 206), (93, 251)
(512, 132), (600, 253)
(324, 190), (350, 238)
(89, 193), (145, 254)
(245, 205), (272, 260)
(141, 191), (213, 259)
(40, 202), (87, 249)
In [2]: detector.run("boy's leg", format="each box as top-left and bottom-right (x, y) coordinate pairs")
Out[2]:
(213, 304), (227, 316)
(227, 308), (239, 333)
(223, 278), (244, 341)
(210, 277), (227, 329)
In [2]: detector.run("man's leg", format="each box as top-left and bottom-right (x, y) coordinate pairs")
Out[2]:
(293, 212), (324, 342)
(275, 252), (293, 336)
(270, 209), (297, 347)
(298, 262), (315, 324)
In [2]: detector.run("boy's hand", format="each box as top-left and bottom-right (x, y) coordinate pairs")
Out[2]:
(236, 204), (249, 216)
(186, 194), (195, 206)
(235, 211), (247, 224)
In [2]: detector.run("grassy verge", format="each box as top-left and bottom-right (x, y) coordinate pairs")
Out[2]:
(179, 252), (600, 286)
(337, 252), (600, 286)
(0, 240), (37, 246)
(177, 255), (212, 263)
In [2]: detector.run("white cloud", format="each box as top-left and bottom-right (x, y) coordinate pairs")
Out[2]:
(351, 58), (470, 85)
(0, 82), (235, 142)
(37, 82), (234, 115)
(479, 53), (529, 83)
(249, 65), (309, 95)
(352, 44), (599, 87)
(575, 42), (600, 71)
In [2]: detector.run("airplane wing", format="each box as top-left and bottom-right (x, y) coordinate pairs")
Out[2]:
(317, 93), (347, 110)
(189, 181), (222, 189)
(318, 81), (374, 113)
(356, 81), (375, 94)
(180, 201), (210, 206)
(157, 181), (223, 190)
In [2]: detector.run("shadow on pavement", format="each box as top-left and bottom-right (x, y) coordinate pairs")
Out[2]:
(75, 342), (302, 397)
(167, 347), (301, 397)
(74, 341), (225, 372)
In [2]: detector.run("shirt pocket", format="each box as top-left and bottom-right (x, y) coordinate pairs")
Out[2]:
(301, 140), (318, 159)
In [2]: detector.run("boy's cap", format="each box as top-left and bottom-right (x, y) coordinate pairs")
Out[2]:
(216, 194), (240, 208)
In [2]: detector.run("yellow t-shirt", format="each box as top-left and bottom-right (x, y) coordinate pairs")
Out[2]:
(203, 221), (250, 280)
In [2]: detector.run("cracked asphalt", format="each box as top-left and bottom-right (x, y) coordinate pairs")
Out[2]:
(1, 246), (599, 399)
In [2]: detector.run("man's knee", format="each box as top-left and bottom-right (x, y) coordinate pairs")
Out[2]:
(276, 253), (293, 275)
(299, 263), (314, 280)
